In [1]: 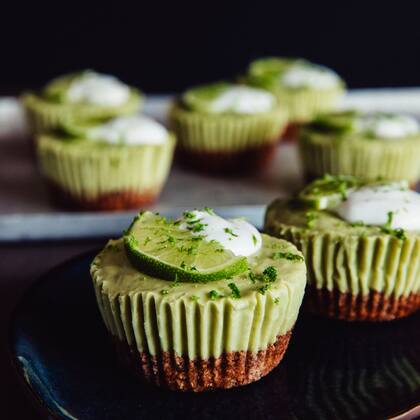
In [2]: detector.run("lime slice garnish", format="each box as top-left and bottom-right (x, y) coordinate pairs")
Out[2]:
(124, 211), (248, 282)
(310, 111), (358, 135)
(299, 174), (362, 210)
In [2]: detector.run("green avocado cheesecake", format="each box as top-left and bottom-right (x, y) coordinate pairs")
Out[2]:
(22, 70), (142, 133)
(299, 111), (420, 185)
(169, 82), (288, 174)
(264, 175), (420, 321)
(37, 115), (175, 210)
(244, 57), (345, 125)
(91, 209), (306, 391)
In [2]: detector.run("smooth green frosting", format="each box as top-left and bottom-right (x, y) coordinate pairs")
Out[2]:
(91, 234), (306, 358)
(264, 199), (420, 297)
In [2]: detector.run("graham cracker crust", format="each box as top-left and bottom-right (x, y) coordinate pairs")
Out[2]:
(281, 123), (301, 142)
(176, 142), (277, 175)
(305, 287), (420, 321)
(114, 331), (292, 392)
(45, 181), (159, 211)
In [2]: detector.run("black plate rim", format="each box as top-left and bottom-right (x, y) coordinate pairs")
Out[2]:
(7, 249), (420, 420)
(8, 250), (99, 420)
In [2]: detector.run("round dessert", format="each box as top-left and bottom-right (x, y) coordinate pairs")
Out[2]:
(169, 82), (288, 174)
(299, 111), (420, 185)
(22, 70), (142, 133)
(37, 115), (175, 210)
(264, 175), (420, 322)
(244, 57), (345, 126)
(91, 209), (306, 391)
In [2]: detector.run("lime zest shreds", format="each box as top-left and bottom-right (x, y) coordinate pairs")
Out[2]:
(298, 174), (362, 210)
(224, 227), (238, 237)
(380, 211), (406, 240)
(257, 284), (271, 295)
(124, 211), (248, 283)
(190, 295), (200, 301)
(274, 297), (280, 304)
(262, 266), (277, 283)
(248, 270), (257, 284)
(305, 211), (318, 229)
(228, 283), (241, 299)
(252, 234), (257, 246)
(272, 252), (304, 262)
(350, 221), (365, 228)
(209, 290), (221, 300)
(160, 289), (169, 295)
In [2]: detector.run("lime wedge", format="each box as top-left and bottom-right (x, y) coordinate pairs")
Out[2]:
(124, 211), (248, 282)
(299, 174), (362, 210)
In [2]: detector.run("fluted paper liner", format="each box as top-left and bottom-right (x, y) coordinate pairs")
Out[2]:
(299, 131), (420, 183)
(22, 90), (142, 133)
(169, 103), (288, 153)
(37, 134), (175, 203)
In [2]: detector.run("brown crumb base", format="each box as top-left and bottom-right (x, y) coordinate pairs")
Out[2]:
(305, 287), (420, 321)
(113, 331), (292, 392)
(45, 181), (159, 211)
(281, 123), (301, 142)
(176, 141), (278, 175)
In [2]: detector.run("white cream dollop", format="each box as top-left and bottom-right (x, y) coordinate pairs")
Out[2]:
(281, 63), (340, 90)
(357, 113), (420, 139)
(87, 115), (169, 145)
(333, 183), (420, 231)
(179, 210), (262, 257)
(67, 71), (130, 107)
(209, 86), (276, 114)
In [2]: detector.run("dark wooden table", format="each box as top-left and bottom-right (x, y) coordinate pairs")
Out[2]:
(1, 239), (105, 419)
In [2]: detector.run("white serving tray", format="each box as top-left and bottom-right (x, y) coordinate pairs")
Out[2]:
(0, 88), (419, 241)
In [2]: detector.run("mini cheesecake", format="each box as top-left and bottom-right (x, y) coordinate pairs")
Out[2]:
(299, 111), (420, 185)
(244, 57), (345, 125)
(169, 82), (288, 174)
(265, 175), (420, 321)
(37, 115), (175, 210)
(22, 70), (142, 134)
(91, 209), (306, 391)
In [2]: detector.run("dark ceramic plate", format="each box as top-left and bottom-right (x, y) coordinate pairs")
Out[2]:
(10, 252), (420, 420)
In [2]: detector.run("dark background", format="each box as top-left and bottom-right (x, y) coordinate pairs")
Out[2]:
(2, 3), (420, 93)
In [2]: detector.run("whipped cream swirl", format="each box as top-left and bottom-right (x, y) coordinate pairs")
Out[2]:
(179, 210), (262, 257)
(67, 71), (130, 106)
